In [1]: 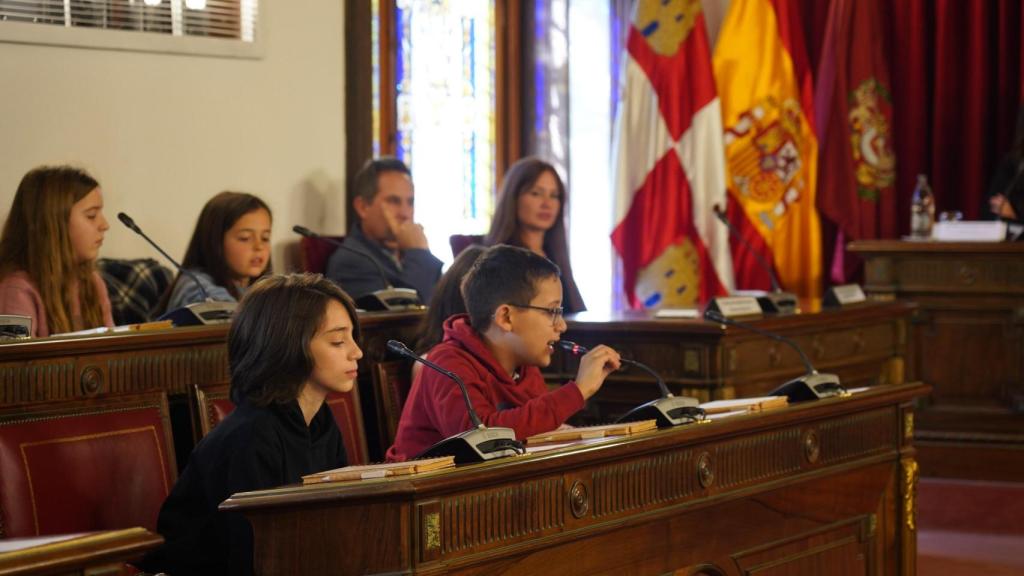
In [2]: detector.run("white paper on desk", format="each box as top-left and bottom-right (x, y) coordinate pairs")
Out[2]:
(523, 436), (622, 454)
(706, 410), (747, 421)
(654, 308), (700, 319)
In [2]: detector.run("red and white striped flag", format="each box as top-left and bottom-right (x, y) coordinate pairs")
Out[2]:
(611, 0), (733, 309)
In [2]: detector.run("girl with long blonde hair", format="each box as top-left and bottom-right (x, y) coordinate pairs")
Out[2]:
(0, 166), (113, 337)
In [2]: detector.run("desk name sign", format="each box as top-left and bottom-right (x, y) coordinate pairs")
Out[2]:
(823, 284), (867, 308)
(706, 296), (764, 319)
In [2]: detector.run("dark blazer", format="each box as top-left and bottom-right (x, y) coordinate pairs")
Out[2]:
(325, 222), (443, 301)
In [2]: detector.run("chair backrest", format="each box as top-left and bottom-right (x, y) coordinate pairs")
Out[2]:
(97, 258), (175, 324)
(192, 383), (369, 465)
(448, 234), (484, 259)
(299, 235), (346, 274)
(0, 392), (177, 538)
(372, 359), (414, 451)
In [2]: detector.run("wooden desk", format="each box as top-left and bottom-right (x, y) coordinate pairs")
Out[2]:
(0, 527), (161, 576)
(548, 303), (912, 423)
(0, 310), (422, 465)
(224, 383), (928, 576)
(849, 241), (1024, 481)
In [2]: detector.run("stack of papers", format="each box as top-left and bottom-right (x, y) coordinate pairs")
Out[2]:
(699, 396), (788, 414)
(302, 456), (456, 484)
(525, 420), (658, 446)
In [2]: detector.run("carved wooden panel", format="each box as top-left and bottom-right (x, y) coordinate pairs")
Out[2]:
(438, 476), (565, 554)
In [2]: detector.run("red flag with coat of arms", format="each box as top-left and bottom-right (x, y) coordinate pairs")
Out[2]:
(611, 0), (733, 309)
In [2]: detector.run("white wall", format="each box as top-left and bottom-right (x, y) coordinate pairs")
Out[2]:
(0, 0), (348, 272)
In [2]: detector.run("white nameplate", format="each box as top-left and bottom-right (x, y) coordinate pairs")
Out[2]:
(706, 296), (763, 319)
(932, 220), (1007, 242)
(824, 284), (867, 308)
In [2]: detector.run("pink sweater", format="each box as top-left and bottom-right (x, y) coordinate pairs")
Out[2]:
(0, 271), (114, 337)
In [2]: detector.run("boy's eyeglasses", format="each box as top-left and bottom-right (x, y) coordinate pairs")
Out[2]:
(508, 304), (564, 325)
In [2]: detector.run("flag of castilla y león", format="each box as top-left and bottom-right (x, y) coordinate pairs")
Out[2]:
(611, 0), (733, 309)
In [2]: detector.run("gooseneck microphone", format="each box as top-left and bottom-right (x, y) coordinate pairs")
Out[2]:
(118, 212), (235, 325)
(703, 309), (846, 402)
(118, 212), (211, 302)
(557, 340), (703, 428)
(711, 205), (797, 314)
(293, 225), (422, 312)
(386, 340), (524, 464)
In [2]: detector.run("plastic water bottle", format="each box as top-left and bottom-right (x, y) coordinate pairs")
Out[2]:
(910, 174), (935, 239)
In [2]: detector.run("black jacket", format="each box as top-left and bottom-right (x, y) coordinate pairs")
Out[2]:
(142, 400), (347, 575)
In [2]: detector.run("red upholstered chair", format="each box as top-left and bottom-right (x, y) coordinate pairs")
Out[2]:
(192, 383), (369, 465)
(371, 360), (414, 451)
(0, 392), (177, 538)
(448, 234), (484, 259)
(299, 235), (345, 274)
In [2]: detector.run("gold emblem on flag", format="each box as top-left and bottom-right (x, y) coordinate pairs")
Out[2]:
(635, 0), (702, 56)
(848, 79), (895, 200)
(723, 97), (808, 230)
(636, 238), (701, 308)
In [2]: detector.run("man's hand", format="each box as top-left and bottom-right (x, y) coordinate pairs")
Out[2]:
(990, 194), (1018, 220)
(384, 209), (430, 250)
(574, 345), (622, 400)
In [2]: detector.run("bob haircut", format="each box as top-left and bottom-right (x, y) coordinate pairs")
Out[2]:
(228, 273), (361, 406)
(461, 244), (561, 333)
(484, 157), (585, 312)
(0, 165), (105, 334)
(181, 191), (272, 300)
(415, 244), (486, 352)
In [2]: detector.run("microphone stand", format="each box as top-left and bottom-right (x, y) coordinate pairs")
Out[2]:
(387, 340), (524, 464)
(118, 212), (235, 325)
(293, 226), (423, 312)
(558, 341), (704, 428)
(703, 309), (846, 402)
(711, 205), (797, 314)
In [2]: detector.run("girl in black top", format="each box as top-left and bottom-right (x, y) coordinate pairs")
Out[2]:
(142, 273), (364, 575)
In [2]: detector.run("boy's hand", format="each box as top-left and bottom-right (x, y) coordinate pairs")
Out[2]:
(574, 345), (621, 400)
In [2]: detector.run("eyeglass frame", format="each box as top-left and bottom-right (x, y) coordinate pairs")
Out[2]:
(506, 303), (565, 325)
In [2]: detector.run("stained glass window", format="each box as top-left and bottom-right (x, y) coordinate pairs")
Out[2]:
(391, 0), (497, 265)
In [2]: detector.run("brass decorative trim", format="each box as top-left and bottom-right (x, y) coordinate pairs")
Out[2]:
(697, 452), (714, 489)
(569, 480), (589, 519)
(903, 412), (914, 440)
(803, 429), (820, 464)
(424, 512), (440, 551)
(902, 458), (918, 532)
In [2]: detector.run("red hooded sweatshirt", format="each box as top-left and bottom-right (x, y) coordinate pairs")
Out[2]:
(386, 314), (585, 462)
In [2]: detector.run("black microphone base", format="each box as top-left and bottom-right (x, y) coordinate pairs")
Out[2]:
(756, 291), (798, 315)
(356, 288), (425, 312)
(769, 372), (845, 403)
(159, 301), (236, 326)
(615, 395), (704, 428)
(416, 426), (523, 465)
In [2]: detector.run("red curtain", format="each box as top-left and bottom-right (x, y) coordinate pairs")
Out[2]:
(796, 0), (1022, 282)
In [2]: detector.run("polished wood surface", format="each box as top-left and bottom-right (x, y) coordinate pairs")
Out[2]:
(0, 310), (422, 464)
(849, 240), (1024, 481)
(0, 527), (161, 576)
(549, 302), (912, 423)
(224, 383), (928, 575)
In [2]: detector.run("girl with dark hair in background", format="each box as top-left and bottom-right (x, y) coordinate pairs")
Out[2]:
(0, 166), (113, 337)
(485, 157), (586, 313)
(144, 273), (363, 575)
(166, 191), (272, 310)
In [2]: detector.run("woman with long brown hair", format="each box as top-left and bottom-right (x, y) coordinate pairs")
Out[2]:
(0, 166), (113, 337)
(166, 191), (272, 310)
(485, 157), (585, 313)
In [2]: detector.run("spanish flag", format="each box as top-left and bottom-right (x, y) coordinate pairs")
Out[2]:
(713, 0), (822, 298)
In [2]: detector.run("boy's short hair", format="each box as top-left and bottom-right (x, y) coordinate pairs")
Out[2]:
(461, 245), (561, 332)
(228, 273), (361, 406)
